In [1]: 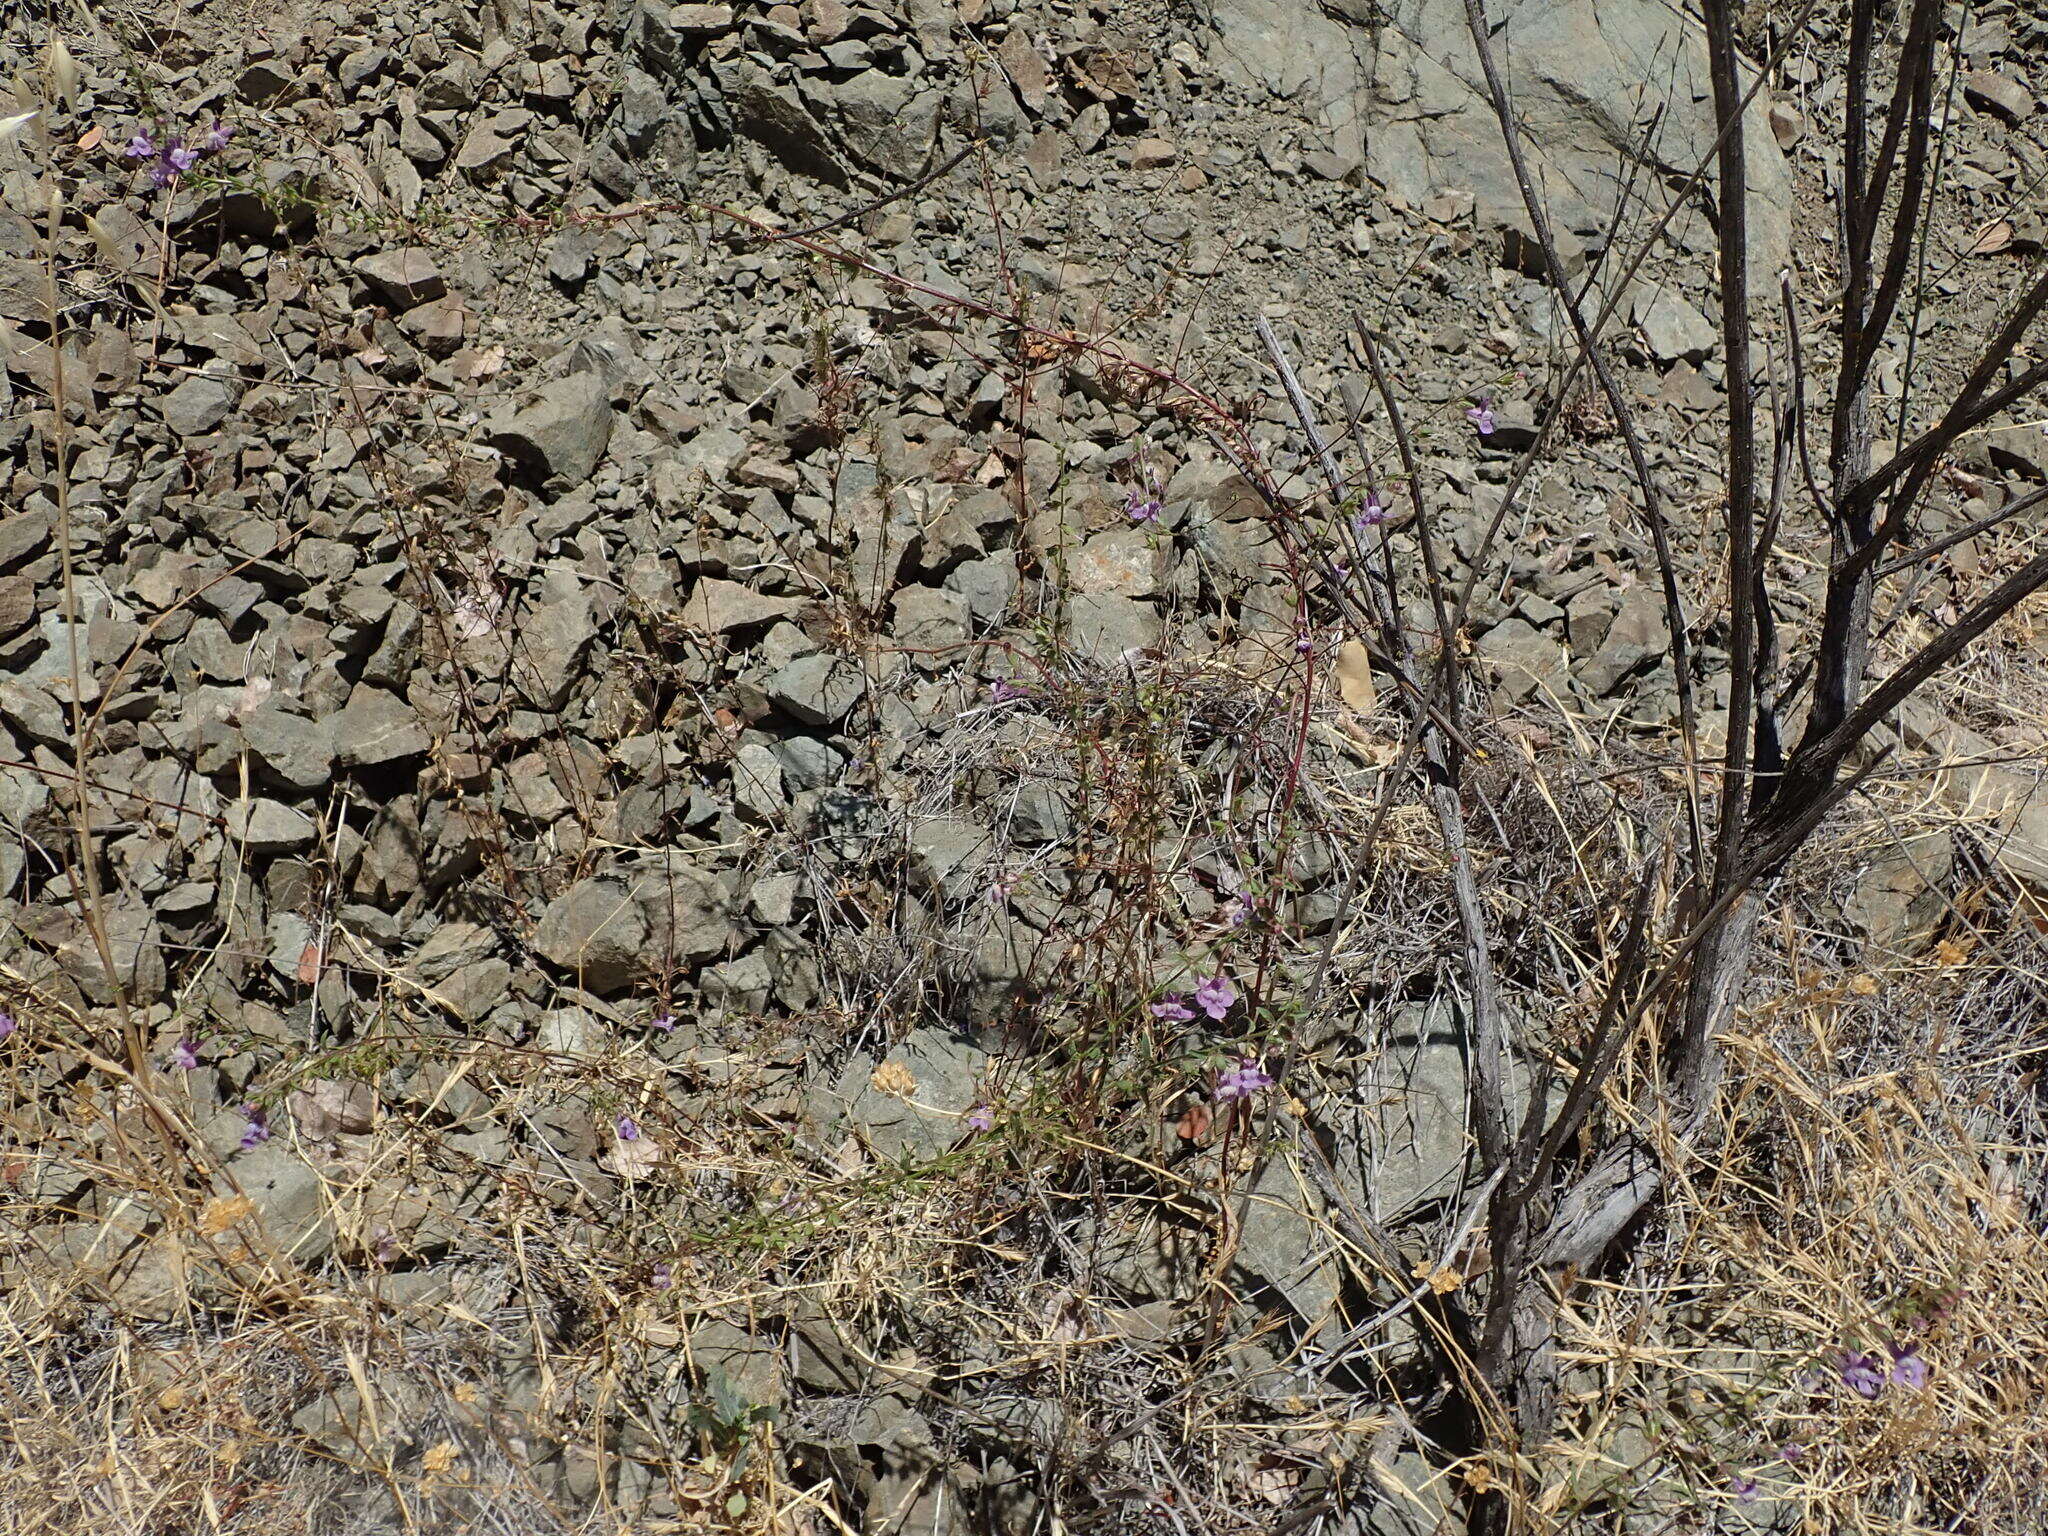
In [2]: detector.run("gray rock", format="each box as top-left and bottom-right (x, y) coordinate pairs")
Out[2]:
(681, 577), (805, 635)
(821, 1029), (987, 1163)
(717, 61), (847, 185)
(1476, 617), (1565, 704)
(889, 585), (972, 661)
(1634, 284), (1718, 363)
(944, 554), (1018, 626)
(230, 1143), (335, 1261)
(731, 741), (787, 821)
(691, 1317), (787, 1415)
(331, 686), (429, 766)
(766, 653), (862, 727)
(228, 797), (317, 853)
(486, 370), (614, 484)
(1357, 0), (1793, 285)
(159, 373), (239, 436)
(239, 706), (335, 793)
(1062, 593), (1161, 660)
(1069, 527), (1165, 597)
(353, 247), (447, 308)
(1578, 587), (1669, 696)
(1234, 1155), (1342, 1333)
(536, 1006), (604, 1056)
(1964, 70), (2034, 123)
(1841, 829), (1951, 955)
(908, 815), (992, 904)
(516, 590), (599, 711)
(535, 876), (649, 993)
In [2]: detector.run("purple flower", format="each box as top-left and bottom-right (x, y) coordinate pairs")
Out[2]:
(1730, 1475), (1760, 1505)
(1214, 1056), (1274, 1102)
(200, 121), (234, 154)
(171, 1039), (199, 1071)
(1838, 1350), (1885, 1399)
(1352, 493), (1386, 534)
(1192, 974), (1237, 1021)
(1466, 395), (1496, 436)
(0, 1012), (16, 1041)
(616, 1114), (641, 1141)
(1124, 487), (1162, 523)
(1777, 1442), (1804, 1462)
(651, 1261), (674, 1290)
(1150, 995), (1195, 1023)
(147, 159), (177, 189)
(123, 132), (158, 159)
(1887, 1342), (1930, 1390)
(239, 1105), (271, 1150)
(964, 1104), (994, 1133)
(989, 678), (1027, 704)
(1294, 631), (1313, 656)
(650, 1012), (677, 1034)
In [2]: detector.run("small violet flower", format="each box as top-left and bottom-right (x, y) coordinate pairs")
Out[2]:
(1466, 394), (1497, 436)
(1214, 1056), (1275, 1102)
(1192, 973), (1237, 1021)
(1730, 1475), (1761, 1506)
(651, 1261), (674, 1290)
(1352, 493), (1386, 534)
(239, 1105), (271, 1150)
(649, 1012), (677, 1034)
(1838, 1350), (1885, 1399)
(124, 132), (159, 159)
(201, 121), (234, 154)
(1777, 1442), (1804, 1463)
(964, 1104), (995, 1133)
(1887, 1341), (1930, 1390)
(0, 1012), (16, 1041)
(1125, 488), (1163, 523)
(171, 1039), (199, 1071)
(616, 1114), (642, 1142)
(1150, 995), (1195, 1023)
(989, 678), (1027, 704)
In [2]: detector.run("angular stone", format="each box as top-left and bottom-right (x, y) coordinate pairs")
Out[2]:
(681, 578), (804, 635)
(1476, 617), (1564, 704)
(535, 876), (650, 993)
(1578, 587), (1669, 697)
(889, 585), (971, 659)
(821, 1029), (987, 1163)
(332, 686), (429, 767)
(1068, 527), (1164, 597)
(1634, 284), (1717, 363)
(766, 654), (862, 726)
(486, 370), (614, 484)
(1062, 593), (1161, 660)
(159, 373), (239, 436)
(238, 706), (335, 793)
(228, 797), (316, 853)
(353, 247), (447, 308)
(731, 741), (786, 821)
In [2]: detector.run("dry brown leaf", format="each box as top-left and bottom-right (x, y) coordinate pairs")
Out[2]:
(421, 1440), (458, 1474)
(1968, 219), (2014, 257)
(604, 1131), (663, 1181)
(1333, 640), (1378, 716)
(290, 1078), (375, 1138)
(200, 1194), (256, 1236)
(47, 39), (80, 110)
(870, 1059), (918, 1098)
(296, 942), (323, 986)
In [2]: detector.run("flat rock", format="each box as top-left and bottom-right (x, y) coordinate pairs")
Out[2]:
(353, 247), (447, 308)
(766, 654), (862, 726)
(681, 577), (804, 635)
(331, 686), (429, 767)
